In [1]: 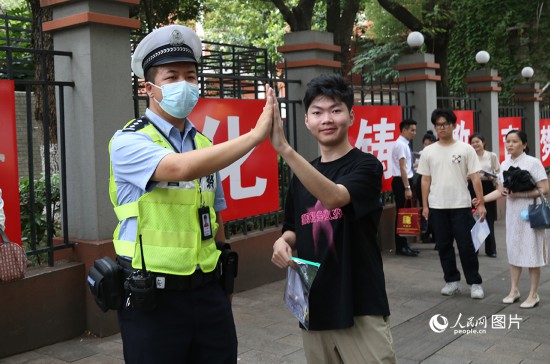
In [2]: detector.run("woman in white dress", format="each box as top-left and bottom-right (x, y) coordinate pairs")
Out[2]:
(479, 130), (548, 308)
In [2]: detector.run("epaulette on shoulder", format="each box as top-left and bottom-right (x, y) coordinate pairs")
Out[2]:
(123, 118), (149, 132)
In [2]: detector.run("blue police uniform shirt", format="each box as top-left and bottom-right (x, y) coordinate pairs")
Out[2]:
(110, 108), (227, 244)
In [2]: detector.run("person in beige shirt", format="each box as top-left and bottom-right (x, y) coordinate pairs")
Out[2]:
(417, 108), (486, 300)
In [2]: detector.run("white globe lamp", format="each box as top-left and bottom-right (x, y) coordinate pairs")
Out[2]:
(407, 31), (424, 50)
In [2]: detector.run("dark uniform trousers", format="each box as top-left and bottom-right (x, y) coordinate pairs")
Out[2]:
(118, 280), (237, 364)
(392, 176), (413, 250)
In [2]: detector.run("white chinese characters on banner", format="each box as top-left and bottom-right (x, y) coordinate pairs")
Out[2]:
(451, 110), (474, 145)
(452, 119), (471, 143)
(540, 119), (550, 167)
(541, 126), (550, 161)
(354, 117), (396, 180)
(189, 98), (279, 221)
(348, 106), (402, 192)
(199, 115), (268, 199)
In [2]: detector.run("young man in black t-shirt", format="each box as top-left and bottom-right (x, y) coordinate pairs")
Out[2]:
(271, 74), (396, 363)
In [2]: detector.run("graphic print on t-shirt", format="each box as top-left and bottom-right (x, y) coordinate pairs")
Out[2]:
(301, 200), (343, 257)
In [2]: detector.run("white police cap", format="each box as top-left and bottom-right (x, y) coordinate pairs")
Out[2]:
(131, 25), (202, 79)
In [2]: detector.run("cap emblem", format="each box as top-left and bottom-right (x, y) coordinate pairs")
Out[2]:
(170, 30), (185, 46)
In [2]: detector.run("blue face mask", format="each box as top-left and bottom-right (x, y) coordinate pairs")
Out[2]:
(150, 80), (199, 119)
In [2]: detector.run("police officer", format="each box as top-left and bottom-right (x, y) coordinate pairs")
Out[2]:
(109, 24), (274, 363)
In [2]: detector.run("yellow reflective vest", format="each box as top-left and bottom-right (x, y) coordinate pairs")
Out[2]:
(108, 118), (220, 275)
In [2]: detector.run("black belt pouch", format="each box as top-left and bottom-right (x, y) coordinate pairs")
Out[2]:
(87, 256), (124, 312)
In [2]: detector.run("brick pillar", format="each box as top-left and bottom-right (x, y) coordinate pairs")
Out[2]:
(513, 82), (542, 157)
(394, 53), (440, 149)
(465, 69), (502, 156)
(277, 31), (341, 162)
(41, 0), (140, 337)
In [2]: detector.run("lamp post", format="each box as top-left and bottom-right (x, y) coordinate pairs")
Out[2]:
(407, 31), (424, 51)
(521, 66), (534, 81)
(475, 50), (490, 67)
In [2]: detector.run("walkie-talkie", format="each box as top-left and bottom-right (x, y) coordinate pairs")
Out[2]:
(125, 235), (157, 310)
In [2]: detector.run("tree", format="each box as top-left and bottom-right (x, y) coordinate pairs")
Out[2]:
(201, 0), (287, 72)
(26, 0), (59, 171)
(376, 0), (455, 96)
(130, 0), (204, 33)
(269, 0), (364, 69)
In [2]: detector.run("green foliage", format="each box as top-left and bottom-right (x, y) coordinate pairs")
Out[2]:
(133, 0), (204, 33)
(363, 0), (419, 42)
(201, 0), (286, 68)
(19, 173), (60, 264)
(0, 0), (26, 12)
(351, 39), (407, 81)
(0, 2), (33, 81)
(447, 0), (548, 101)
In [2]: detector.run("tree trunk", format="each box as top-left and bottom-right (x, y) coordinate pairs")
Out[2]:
(27, 0), (59, 173)
(327, 0), (361, 72)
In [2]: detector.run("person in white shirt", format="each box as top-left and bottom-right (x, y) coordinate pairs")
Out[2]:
(417, 108), (486, 300)
(391, 119), (419, 256)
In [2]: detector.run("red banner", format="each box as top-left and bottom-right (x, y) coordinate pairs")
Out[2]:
(348, 106), (402, 192)
(452, 110), (474, 143)
(0, 80), (22, 245)
(498, 117), (522, 163)
(540, 118), (550, 167)
(189, 99), (279, 221)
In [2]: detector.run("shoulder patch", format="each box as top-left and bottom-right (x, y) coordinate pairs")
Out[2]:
(123, 118), (149, 132)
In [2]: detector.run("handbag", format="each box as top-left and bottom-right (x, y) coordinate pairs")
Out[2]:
(0, 229), (28, 284)
(396, 199), (421, 236)
(528, 190), (550, 229)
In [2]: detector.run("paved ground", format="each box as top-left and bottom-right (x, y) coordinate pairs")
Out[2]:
(2, 218), (550, 363)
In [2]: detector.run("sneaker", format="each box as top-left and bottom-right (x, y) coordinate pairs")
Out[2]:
(471, 284), (484, 299)
(441, 281), (460, 296)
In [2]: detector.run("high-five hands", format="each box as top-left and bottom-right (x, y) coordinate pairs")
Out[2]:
(269, 93), (290, 155)
(253, 84), (275, 142)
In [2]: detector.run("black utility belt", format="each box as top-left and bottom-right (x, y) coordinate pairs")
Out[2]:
(118, 258), (219, 291)
(153, 267), (220, 291)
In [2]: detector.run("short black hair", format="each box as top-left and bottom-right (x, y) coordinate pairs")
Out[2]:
(431, 108), (457, 125)
(400, 119), (417, 132)
(303, 73), (353, 113)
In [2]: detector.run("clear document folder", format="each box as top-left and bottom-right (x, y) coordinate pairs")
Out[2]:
(471, 218), (490, 252)
(284, 257), (320, 330)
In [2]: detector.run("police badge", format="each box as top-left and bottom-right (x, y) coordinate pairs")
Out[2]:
(170, 29), (185, 46)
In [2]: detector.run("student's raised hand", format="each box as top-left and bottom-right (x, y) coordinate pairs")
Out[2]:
(252, 84), (274, 142)
(269, 94), (290, 154)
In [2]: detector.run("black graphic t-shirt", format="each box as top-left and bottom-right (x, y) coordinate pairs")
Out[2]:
(283, 148), (390, 331)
